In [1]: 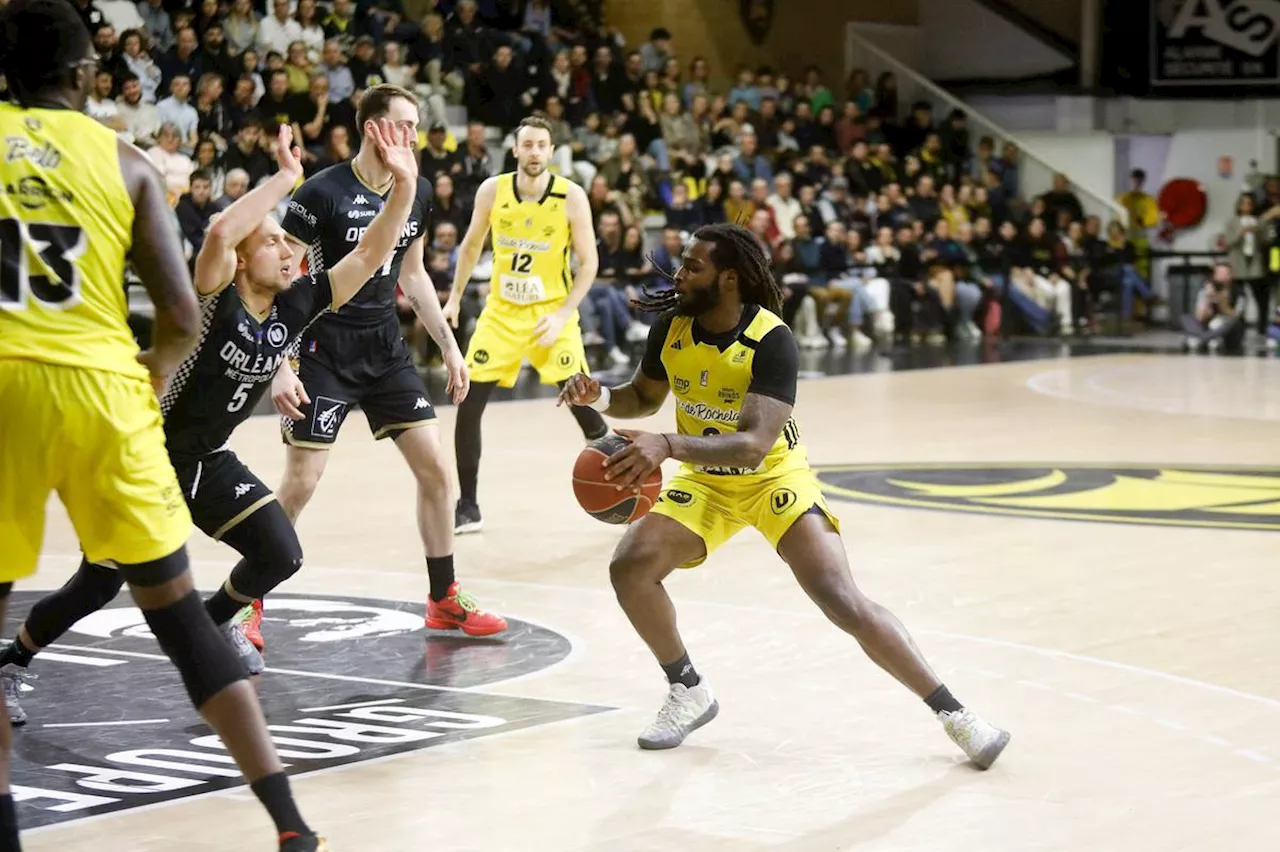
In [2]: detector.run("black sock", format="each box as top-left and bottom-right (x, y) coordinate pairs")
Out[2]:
(0, 794), (17, 851)
(250, 773), (310, 838)
(427, 555), (455, 602)
(204, 583), (247, 626)
(924, 684), (963, 714)
(660, 652), (700, 689)
(0, 637), (35, 669)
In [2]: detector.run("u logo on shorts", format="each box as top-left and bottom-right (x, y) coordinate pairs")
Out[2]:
(770, 488), (796, 514)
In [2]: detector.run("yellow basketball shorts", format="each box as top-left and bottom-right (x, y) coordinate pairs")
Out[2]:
(0, 359), (192, 581)
(464, 300), (587, 388)
(650, 465), (841, 568)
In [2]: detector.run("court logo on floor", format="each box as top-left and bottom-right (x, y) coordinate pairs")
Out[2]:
(815, 463), (1280, 531)
(7, 593), (608, 829)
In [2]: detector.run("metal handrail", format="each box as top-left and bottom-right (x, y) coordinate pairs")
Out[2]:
(845, 25), (1129, 228)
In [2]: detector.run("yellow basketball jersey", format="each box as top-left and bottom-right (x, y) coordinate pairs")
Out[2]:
(0, 103), (142, 379)
(661, 307), (806, 477)
(488, 172), (572, 309)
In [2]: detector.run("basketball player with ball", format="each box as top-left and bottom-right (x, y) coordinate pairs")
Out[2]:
(559, 223), (1011, 766)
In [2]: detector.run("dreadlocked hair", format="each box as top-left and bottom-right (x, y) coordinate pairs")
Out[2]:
(631, 223), (783, 316)
(0, 0), (93, 107)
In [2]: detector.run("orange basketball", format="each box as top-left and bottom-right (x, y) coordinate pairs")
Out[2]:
(573, 434), (662, 524)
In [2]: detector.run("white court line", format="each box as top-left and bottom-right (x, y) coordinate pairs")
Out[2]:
(32, 552), (1280, 714)
(42, 719), (169, 729)
(36, 651), (125, 668)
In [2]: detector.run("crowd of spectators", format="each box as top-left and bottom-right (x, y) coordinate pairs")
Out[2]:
(66, 0), (1161, 369)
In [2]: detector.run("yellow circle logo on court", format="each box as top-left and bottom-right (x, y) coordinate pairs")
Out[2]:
(815, 463), (1280, 531)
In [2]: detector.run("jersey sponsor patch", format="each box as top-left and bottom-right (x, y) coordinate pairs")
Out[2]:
(5, 592), (609, 829)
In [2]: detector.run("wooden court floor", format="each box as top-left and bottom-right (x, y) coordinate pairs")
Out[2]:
(19, 353), (1280, 851)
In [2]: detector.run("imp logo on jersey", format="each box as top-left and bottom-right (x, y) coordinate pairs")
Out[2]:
(5, 592), (609, 830)
(674, 377), (690, 394)
(265, 322), (289, 348)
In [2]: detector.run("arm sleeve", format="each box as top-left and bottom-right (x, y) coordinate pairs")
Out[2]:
(281, 177), (331, 246)
(639, 312), (675, 381)
(747, 325), (798, 405)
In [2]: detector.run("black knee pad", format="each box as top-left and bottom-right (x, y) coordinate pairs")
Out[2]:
(117, 548), (190, 588)
(25, 561), (124, 648)
(143, 591), (247, 708)
(222, 503), (304, 600)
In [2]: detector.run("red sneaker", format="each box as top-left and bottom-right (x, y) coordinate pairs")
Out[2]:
(425, 583), (508, 636)
(237, 599), (265, 651)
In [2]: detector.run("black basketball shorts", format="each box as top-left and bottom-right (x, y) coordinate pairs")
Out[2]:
(173, 450), (275, 541)
(282, 317), (437, 447)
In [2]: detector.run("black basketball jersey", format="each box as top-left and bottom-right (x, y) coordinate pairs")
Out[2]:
(161, 273), (334, 459)
(281, 161), (432, 328)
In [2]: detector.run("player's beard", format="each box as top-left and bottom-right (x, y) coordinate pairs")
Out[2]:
(676, 280), (721, 316)
(520, 159), (546, 178)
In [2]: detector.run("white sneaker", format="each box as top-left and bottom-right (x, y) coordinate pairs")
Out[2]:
(939, 708), (1010, 769)
(608, 346), (630, 366)
(827, 328), (848, 349)
(873, 311), (896, 336)
(851, 330), (873, 350)
(0, 664), (33, 727)
(637, 681), (719, 750)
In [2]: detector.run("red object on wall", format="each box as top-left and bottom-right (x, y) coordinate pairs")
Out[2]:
(1158, 178), (1208, 229)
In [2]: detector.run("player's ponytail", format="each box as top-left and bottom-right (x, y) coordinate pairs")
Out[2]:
(632, 223), (783, 316)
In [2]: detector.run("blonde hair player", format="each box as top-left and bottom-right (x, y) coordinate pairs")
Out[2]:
(443, 114), (609, 534)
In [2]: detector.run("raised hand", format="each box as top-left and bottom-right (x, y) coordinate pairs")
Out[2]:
(556, 372), (600, 407)
(371, 118), (419, 184)
(275, 123), (303, 178)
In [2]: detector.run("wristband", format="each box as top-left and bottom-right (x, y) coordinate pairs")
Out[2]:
(588, 385), (611, 412)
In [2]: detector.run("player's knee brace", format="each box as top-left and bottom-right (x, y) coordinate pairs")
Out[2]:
(25, 560), (124, 648)
(142, 591), (246, 709)
(223, 504), (304, 600)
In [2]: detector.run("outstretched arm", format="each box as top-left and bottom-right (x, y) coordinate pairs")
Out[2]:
(327, 120), (418, 308)
(443, 176), (497, 326)
(195, 125), (303, 296)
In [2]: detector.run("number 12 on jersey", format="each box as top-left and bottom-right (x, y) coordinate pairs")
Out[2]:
(510, 252), (533, 273)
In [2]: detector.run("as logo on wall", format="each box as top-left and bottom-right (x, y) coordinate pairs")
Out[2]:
(1152, 0), (1280, 87)
(8, 594), (609, 829)
(816, 463), (1280, 531)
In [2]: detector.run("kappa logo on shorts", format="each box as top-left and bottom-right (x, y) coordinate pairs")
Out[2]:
(312, 396), (348, 437)
(770, 488), (797, 514)
(663, 489), (694, 506)
(265, 322), (289, 348)
(233, 482), (255, 499)
(473, 349), (490, 364)
(5, 593), (610, 830)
